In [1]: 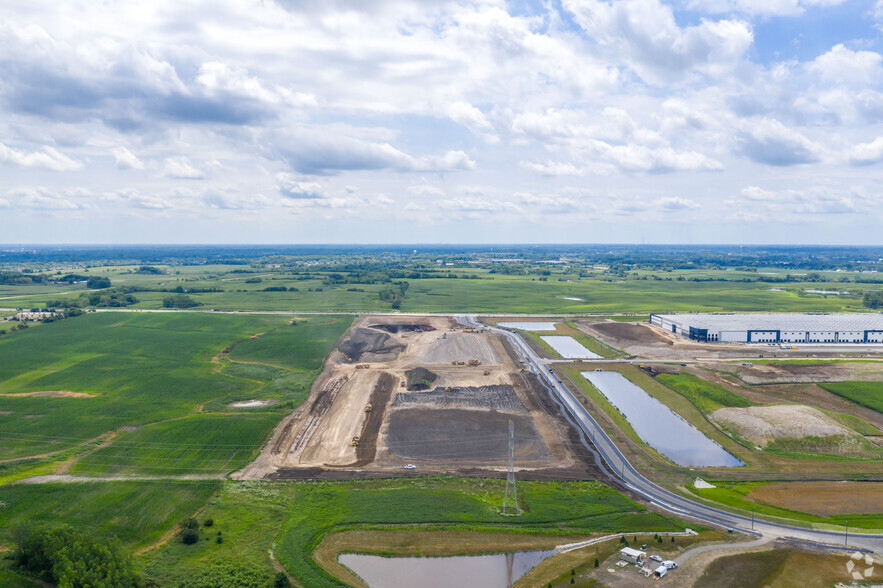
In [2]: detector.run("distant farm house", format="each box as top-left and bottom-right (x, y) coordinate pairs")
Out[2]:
(15, 311), (57, 322)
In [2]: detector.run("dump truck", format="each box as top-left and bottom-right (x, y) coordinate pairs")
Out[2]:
(351, 436), (360, 447)
(468, 359), (482, 366)
(355, 364), (370, 369)
(365, 403), (372, 412)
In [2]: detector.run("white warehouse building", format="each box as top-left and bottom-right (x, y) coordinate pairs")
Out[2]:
(649, 313), (883, 344)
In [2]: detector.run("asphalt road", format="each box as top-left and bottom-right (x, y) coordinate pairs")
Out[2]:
(460, 315), (883, 554)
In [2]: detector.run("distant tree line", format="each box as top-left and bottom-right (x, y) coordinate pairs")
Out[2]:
(163, 294), (201, 308)
(379, 281), (409, 309)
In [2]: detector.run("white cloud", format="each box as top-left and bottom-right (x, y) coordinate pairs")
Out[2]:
(849, 137), (883, 166)
(0, 142), (83, 171)
(808, 44), (883, 86)
(113, 147), (145, 170)
(276, 173), (325, 199)
(657, 196), (698, 211)
(736, 119), (823, 166)
(163, 157), (205, 179)
(562, 0), (753, 83)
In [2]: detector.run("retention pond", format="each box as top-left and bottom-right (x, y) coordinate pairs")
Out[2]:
(581, 371), (744, 467)
(498, 321), (557, 331)
(541, 336), (600, 359)
(339, 549), (555, 588)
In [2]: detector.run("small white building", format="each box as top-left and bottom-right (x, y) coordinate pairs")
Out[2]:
(14, 311), (56, 322)
(654, 565), (667, 578)
(619, 547), (646, 564)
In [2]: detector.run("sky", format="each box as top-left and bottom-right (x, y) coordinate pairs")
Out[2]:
(2, 0), (883, 245)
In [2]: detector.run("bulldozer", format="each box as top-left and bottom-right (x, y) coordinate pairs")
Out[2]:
(351, 436), (360, 447)
(482, 370), (491, 376)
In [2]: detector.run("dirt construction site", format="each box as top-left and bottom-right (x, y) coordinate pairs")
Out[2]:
(240, 315), (600, 480)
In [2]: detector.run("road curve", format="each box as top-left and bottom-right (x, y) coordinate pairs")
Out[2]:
(459, 315), (883, 554)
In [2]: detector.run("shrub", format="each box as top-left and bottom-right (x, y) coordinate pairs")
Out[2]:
(216, 535), (223, 544)
(204, 518), (214, 527)
(182, 529), (199, 545)
(594, 558), (599, 567)
(274, 572), (292, 588)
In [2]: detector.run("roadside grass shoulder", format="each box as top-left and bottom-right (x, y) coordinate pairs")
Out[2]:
(686, 482), (883, 530)
(657, 372), (754, 413)
(818, 381), (883, 414)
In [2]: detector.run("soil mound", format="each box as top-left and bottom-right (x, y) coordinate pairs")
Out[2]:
(370, 324), (433, 333)
(405, 367), (438, 391)
(338, 328), (403, 362)
(417, 333), (500, 364)
(392, 385), (526, 412)
(589, 321), (670, 346)
(711, 405), (853, 447)
(386, 408), (547, 461)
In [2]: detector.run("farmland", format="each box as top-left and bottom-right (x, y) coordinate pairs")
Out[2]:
(0, 312), (351, 467)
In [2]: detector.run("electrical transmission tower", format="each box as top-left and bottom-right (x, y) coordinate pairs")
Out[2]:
(503, 419), (518, 514)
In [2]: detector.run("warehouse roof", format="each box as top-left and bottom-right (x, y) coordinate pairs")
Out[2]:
(654, 313), (883, 332)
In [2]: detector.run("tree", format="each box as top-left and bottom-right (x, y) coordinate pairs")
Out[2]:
(863, 291), (883, 309)
(13, 525), (138, 587)
(274, 572), (292, 588)
(594, 558), (599, 568)
(86, 276), (111, 289)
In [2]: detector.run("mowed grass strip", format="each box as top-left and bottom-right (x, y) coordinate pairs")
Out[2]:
(657, 372), (754, 413)
(143, 478), (688, 587)
(70, 413), (280, 476)
(818, 381), (883, 414)
(0, 481), (219, 549)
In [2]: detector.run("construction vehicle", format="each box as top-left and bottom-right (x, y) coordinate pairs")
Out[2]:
(400, 381), (406, 387)
(468, 359), (482, 366)
(351, 436), (360, 447)
(355, 364), (370, 369)
(342, 353), (353, 363)
(483, 370), (491, 376)
(365, 403), (372, 412)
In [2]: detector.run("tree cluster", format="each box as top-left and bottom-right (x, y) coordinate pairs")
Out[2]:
(12, 525), (139, 587)
(863, 291), (883, 309)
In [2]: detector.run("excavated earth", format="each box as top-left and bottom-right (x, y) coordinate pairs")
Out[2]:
(242, 315), (606, 482)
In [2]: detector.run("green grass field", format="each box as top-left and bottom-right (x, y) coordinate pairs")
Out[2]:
(656, 372), (755, 413)
(69, 413), (281, 476)
(142, 477), (688, 587)
(0, 313), (351, 463)
(818, 381), (883, 414)
(4, 263), (876, 313)
(0, 481), (219, 549)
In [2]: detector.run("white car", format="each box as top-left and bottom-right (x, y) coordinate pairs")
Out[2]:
(663, 561), (677, 569)
(404, 464), (416, 469)
(649, 555), (663, 562)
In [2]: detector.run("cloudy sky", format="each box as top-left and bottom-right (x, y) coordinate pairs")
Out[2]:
(2, 0), (883, 244)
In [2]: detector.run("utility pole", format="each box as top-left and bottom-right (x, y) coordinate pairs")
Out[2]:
(503, 420), (517, 514)
(751, 506), (754, 531)
(845, 521), (849, 547)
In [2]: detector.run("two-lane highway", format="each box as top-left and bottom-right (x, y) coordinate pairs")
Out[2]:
(460, 315), (883, 553)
